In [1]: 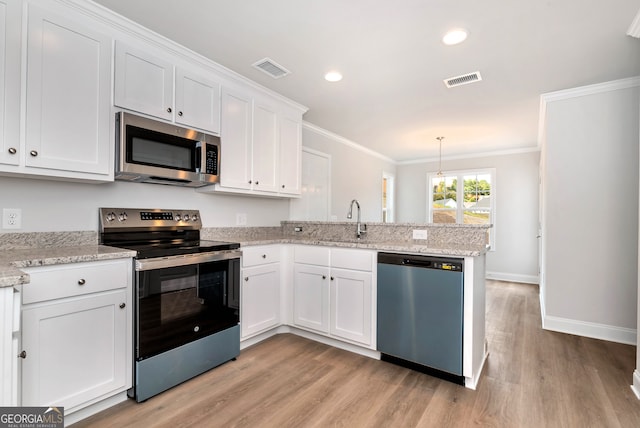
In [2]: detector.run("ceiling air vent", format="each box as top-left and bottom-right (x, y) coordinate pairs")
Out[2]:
(252, 58), (291, 79)
(444, 71), (482, 88)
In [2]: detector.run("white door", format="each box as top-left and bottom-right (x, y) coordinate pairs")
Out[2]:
(175, 68), (220, 134)
(25, 5), (111, 175)
(292, 264), (330, 333)
(219, 87), (252, 190)
(252, 98), (279, 193)
(279, 112), (302, 195)
(0, 0), (20, 167)
(241, 263), (281, 338)
(290, 148), (331, 220)
(330, 268), (372, 345)
(21, 290), (127, 411)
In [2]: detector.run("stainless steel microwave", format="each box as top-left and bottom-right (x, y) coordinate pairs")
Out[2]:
(115, 112), (220, 187)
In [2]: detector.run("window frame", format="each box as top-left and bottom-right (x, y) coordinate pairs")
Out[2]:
(382, 171), (395, 223)
(427, 168), (496, 249)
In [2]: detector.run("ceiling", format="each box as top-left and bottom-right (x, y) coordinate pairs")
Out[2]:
(93, 0), (640, 162)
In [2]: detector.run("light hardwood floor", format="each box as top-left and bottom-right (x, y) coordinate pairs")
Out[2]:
(73, 281), (640, 427)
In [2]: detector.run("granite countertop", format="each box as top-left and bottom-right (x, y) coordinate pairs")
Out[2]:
(220, 234), (489, 257)
(0, 245), (136, 288)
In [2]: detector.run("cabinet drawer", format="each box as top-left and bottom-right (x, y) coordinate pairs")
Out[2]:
(242, 245), (281, 267)
(294, 245), (330, 266)
(331, 249), (373, 272)
(22, 260), (130, 304)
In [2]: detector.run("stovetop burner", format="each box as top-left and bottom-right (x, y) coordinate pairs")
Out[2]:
(99, 208), (239, 258)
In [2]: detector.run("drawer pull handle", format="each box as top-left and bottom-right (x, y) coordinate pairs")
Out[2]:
(18, 350), (26, 359)
(119, 303), (126, 309)
(78, 279), (86, 285)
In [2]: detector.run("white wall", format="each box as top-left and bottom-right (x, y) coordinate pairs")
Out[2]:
(396, 151), (540, 283)
(0, 176), (289, 232)
(541, 78), (639, 343)
(302, 123), (397, 223)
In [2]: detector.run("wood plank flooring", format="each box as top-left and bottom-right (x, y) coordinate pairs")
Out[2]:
(72, 281), (640, 427)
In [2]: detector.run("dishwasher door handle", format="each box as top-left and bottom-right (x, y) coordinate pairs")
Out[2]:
(401, 258), (433, 268)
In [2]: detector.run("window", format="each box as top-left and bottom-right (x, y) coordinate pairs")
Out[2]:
(428, 169), (495, 247)
(382, 172), (395, 223)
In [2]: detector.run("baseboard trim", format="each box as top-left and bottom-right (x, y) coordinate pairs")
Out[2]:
(486, 271), (539, 284)
(632, 370), (640, 400)
(542, 314), (637, 345)
(64, 392), (128, 426)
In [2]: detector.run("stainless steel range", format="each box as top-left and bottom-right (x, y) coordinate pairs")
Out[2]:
(99, 208), (241, 402)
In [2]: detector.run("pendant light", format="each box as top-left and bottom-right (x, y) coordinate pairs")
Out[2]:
(436, 136), (445, 176)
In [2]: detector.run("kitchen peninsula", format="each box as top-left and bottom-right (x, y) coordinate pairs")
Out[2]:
(0, 221), (490, 424)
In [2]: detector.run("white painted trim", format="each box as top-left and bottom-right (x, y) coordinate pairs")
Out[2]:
(632, 370), (640, 400)
(486, 271), (539, 284)
(302, 122), (396, 163)
(542, 315), (637, 345)
(465, 348), (489, 390)
(628, 8), (640, 38)
(399, 146), (540, 166)
(538, 76), (640, 149)
(58, 0), (308, 113)
(64, 392), (128, 426)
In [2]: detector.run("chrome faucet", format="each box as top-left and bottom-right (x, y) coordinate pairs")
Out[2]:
(347, 199), (367, 239)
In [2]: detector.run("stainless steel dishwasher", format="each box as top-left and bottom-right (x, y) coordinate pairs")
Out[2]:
(377, 252), (464, 385)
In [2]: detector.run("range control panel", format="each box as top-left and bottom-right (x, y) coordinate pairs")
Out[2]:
(99, 208), (202, 231)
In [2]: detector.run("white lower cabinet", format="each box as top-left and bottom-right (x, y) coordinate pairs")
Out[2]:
(20, 259), (132, 415)
(292, 246), (374, 347)
(241, 246), (281, 339)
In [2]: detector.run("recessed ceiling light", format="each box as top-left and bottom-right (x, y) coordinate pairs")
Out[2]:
(324, 71), (343, 82)
(442, 28), (468, 45)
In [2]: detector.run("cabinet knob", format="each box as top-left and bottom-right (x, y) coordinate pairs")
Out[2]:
(8, 147), (16, 155)
(255, 181), (259, 185)
(78, 279), (86, 285)
(29, 150), (38, 157)
(167, 107), (172, 113)
(119, 303), (126, 309)
(178, 111), (183, 117)
(330, 276), (334, 281)
(244, 277), (249, 281)
(248, 180), (252, 184)
(322, 275), (326, 279)
(281, 185), (285, 189)
(18, 350), (26, 359)
(262, 254), (266, 259)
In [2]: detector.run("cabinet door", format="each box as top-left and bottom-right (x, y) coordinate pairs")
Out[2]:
(241, 263), (280, 338)
(293, 264), (330, 333)
(278, 111), (302, 195)
(175, 68), (220, 133)
(0, 0), (20, 167)
(114, 41), (174, 121)
(219, 87), (252, 189)
(252, 98), (279, 193)
(21, 290), (128, 412)
(330, 268), (372, 345)
(25, 5), (111, 176)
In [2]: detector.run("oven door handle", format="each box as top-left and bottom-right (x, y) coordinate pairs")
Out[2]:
(135, 250), (242, 271)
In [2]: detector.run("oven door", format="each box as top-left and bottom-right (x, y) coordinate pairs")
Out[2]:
(134, 251), (240, 360)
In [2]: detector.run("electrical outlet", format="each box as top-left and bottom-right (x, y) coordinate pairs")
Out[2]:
(412, 229), (428, 240)
(236, 213), (247, 226)
(3, 208), (22, 229)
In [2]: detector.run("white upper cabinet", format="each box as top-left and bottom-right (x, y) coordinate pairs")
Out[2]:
(252, 96), (279, 193)
(175, 68), (221, 133)
(205, 87), (304, 197)
(114, 41), (174, 122)
(114, 43), (221, 134)
(12, 3), (112, 180)
(219, 85), (253, 189)
(278, 109), (303, 195)
(0, 0), (21, 167)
